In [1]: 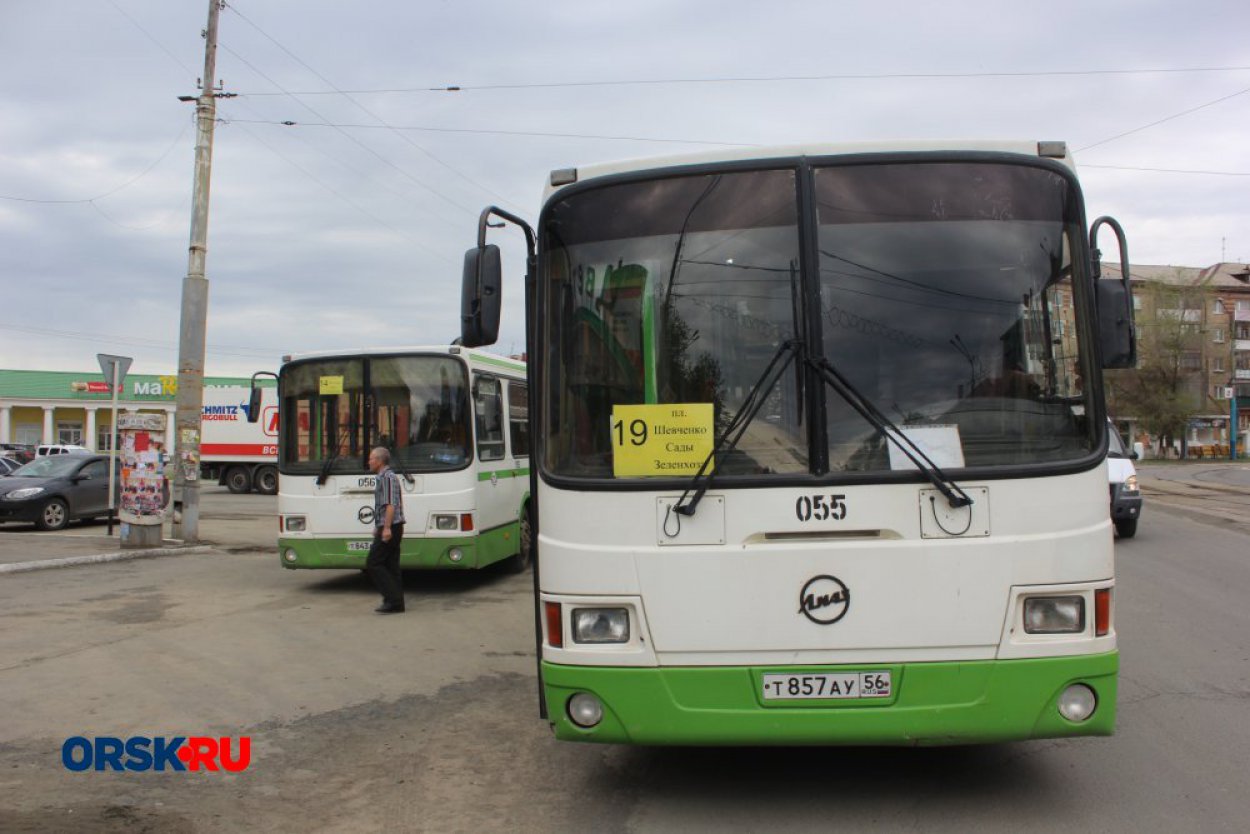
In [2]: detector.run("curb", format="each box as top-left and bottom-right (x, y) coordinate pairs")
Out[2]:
(0, 544), (213, 575)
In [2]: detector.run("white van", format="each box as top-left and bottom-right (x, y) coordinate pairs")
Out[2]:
(35, 444), (91, 457)
(1107, 425), (1142, 538)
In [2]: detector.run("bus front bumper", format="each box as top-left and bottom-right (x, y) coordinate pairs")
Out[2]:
(277, 535), (479, 569)
(542, 652), (1117, 746)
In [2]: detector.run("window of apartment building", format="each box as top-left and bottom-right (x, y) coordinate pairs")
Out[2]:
(1181, 352), (1203, 371)
(1132, 293), (1142, 311)
(1238, 300), (1250, 316)
(15, 424), (41, 445)
(1212, 356), (1226, 373)
(1213, 385), (1226, 400)
(1214, 299), (1226, 314)
(56, 422), (83, 445)
(1213, 327), (1225, 343)
(97, 428), (115, 451)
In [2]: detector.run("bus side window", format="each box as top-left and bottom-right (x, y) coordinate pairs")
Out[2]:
(509, 383), (529, 458)
(474, 376), (505, 462)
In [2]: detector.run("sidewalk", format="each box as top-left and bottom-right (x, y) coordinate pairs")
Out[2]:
(0, 522), (208, 573)
(0, 490), (275, 573)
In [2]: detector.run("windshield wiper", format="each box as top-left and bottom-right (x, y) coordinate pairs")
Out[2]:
(388, 445), (415, 485)
(673, 339), (802, 518)
(316, 423), (355, 486)
(807, 356), (973, 509)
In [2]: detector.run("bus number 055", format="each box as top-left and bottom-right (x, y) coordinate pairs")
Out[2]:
(795, 494), (847, 522)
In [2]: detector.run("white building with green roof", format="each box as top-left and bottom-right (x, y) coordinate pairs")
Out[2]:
(0, 369), (261, 449)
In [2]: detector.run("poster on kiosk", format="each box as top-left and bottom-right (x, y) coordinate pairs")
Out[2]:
(117, 412), (171, 526)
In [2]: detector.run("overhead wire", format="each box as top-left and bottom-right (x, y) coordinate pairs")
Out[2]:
(223, 3), (528, 215)
(0, 117), (192, 204)
(218, 42), (480, 220)
(227, 119), (456, 264)
(228, 117), (757, 147)
(1082, 164), (1250, 176)
(234, 64), (1250, 96)
(103, 0), (198, 78)
(1076, 84), (1250, 152)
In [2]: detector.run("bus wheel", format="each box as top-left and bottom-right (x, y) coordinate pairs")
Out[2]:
(506, 508), (533, 573)
(1114, 518), (1137, 539)
(254, 465), (278, 495)
(225, 466), (252, 494)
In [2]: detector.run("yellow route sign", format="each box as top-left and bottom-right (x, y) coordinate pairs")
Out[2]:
(611, 403), (714, 478)
(319, 375), (344, 395)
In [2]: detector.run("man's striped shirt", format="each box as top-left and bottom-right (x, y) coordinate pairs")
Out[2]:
(374, 466), (405, 527)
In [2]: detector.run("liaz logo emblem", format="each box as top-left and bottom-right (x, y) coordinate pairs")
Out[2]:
(798, 575), (850, 625)
(358, 506), (375, 525)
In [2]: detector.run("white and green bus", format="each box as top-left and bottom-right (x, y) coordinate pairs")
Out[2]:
(266, 347), (532, 572)
(461, 141), (1137, 745)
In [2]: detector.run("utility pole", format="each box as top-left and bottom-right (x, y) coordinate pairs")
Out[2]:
(171, 0), (223, 542)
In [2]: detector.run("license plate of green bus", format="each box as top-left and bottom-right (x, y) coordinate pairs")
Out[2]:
(761, 671), (892, 700)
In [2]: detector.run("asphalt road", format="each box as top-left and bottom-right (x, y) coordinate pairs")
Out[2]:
(0, 493), (1247, 833)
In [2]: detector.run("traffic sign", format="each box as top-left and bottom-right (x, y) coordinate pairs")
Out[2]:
(97, 353), (133, 387)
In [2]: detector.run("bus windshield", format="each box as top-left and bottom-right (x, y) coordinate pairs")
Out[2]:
(280, 355), (472, 476)
(541, 159), (1096, 481)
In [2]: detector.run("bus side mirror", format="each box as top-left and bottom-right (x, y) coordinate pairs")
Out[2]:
(1096, 279), (1136, 369)
(461, 244), (502, 347)
(247, 387), (263, 423)
(1090, 216), (1136, 370)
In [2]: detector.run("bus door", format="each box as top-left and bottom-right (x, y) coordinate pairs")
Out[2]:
(506, 378), (530, 514)
(472, 374), (516, 550)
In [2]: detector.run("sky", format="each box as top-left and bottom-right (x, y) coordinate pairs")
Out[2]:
(2, 0), (1248, 378)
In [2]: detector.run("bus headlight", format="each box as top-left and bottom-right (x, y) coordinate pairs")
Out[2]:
(1023, 596), (1085, 634)
(571, 608), (630, 644)
(283, 548), (298, 563)
(1057, 684), (1097, 722)
(284, 516), (306, 532)
(567, 693), (604, 728)
(1123, 474), (1139, 495)
(433, 514), (459, 531)
(448, 547), (464, 562)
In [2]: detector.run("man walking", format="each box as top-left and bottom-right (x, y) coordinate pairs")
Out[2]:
(366, 446), (405, 613)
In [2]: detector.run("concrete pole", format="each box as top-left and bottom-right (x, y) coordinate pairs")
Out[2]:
(171, 0), (221, 542)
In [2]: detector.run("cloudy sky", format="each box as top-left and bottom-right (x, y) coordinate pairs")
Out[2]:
(2, 0), (1248, 378)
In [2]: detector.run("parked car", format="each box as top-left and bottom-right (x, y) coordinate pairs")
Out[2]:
(0, 457), (23, 476)
(1107, 425), (1142, 539)
(0, 454), (118, 530)
(0, 443), (35, 463)
(35, 444), (91, 457)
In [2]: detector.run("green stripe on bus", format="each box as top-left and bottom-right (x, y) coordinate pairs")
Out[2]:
(541, 652), (1118, 745)
(472, 353), (526, 372)
(277, 521), (522, 570)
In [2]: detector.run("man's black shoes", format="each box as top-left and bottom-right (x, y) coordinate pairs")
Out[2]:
(375, 603), (405, 614)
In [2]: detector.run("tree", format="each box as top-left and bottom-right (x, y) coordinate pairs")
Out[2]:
(1105, 275), (1207, 456)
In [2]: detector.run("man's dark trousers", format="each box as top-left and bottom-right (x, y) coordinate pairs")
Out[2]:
(365, 523), (405, 607)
